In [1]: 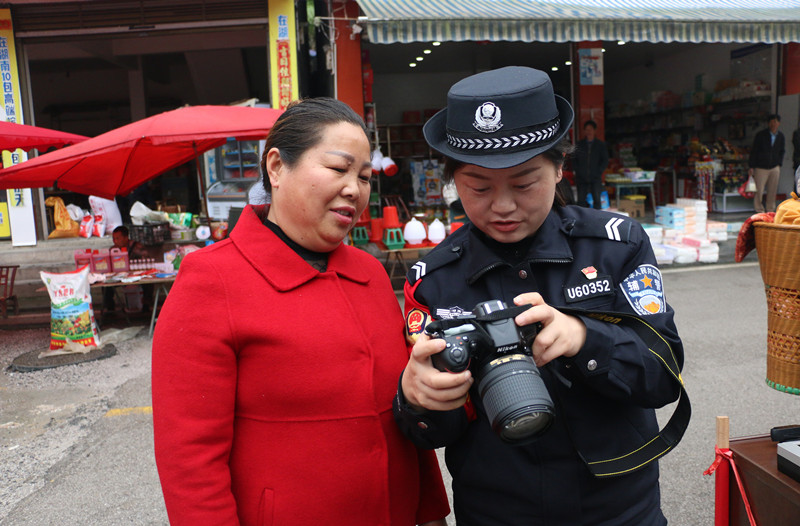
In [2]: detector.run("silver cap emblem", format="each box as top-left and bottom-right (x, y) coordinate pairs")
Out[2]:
(473, 102), (503, 133)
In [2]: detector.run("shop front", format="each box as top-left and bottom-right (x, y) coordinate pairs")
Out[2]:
(0, 0), (274, 244)
(351, 0), (800, 223)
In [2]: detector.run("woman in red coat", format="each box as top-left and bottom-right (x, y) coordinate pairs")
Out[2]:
(152, 98), (450, 526)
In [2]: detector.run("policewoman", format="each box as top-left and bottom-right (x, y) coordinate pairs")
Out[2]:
(394, 67), (688, 525)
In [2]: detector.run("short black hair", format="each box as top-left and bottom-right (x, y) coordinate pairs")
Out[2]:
(260, 98), (368, 193)
(583, 120), (598, 129)
(113, 225), (129, 237)
(768, 113), (781, 122)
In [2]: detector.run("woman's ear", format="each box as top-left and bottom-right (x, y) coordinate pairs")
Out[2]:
(265, 148), (283, 190)
(555, 166), (563, 183)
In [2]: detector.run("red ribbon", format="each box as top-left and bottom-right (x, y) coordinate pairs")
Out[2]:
(704, 446), (758, 526)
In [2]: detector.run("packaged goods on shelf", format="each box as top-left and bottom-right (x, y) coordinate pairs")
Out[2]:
(708, 230), (728, 242)
(652, 244), (675, 265)
(707, 220), (729, 242)
(622, 168), (656, 182)
(656, 216), (686, 231)
(680, 235), (712, 248)
(655, 205), (685, 219)
(697, 243), (720, 263)
(667, 243), (699, 264)
(641, 224), (663, 244)
(662, 229), (683, 243)
(691, 223), (708, 235)
(675, 198), (709, 219)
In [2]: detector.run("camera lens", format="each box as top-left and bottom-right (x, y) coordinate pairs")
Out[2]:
(477, 354), (554, 445)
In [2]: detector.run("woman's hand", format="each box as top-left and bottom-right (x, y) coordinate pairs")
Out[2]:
(401, 333), (473, 412)
(513, 292), (586, 367)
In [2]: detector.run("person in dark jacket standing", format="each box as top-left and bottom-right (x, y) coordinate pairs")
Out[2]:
(393, 66), (688, 526)
(573, 119), (609, 208)
(748, 113), (785, 213)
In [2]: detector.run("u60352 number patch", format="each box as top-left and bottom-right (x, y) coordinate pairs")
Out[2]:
(563, 274), (614, 303)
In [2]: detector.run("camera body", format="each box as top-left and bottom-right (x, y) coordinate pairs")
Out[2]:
(427, 300), (555, 445)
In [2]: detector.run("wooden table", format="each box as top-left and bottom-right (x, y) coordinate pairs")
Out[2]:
(606, 180), (657, 210)
(728, 435), (800, 526)
(91, 276), (176, 337)
(377, 247), (430, 289)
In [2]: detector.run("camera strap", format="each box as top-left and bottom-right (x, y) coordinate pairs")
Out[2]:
(558, 307), (691, 478)
(425, 304), (532, 333)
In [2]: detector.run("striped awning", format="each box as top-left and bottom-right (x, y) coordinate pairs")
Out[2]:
(357, 0), (800, 44)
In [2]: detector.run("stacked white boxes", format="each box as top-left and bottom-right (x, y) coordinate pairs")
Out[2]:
(706, 220), (729, 242)
(641, 223), (663, 245)
(679, 234), (720, 263)
(651, 244), (675, 265)
(675, 198), (708, 235)
(655, 205), (686, 231)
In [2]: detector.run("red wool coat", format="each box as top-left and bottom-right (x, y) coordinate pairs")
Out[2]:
(152, 205), (449, 526)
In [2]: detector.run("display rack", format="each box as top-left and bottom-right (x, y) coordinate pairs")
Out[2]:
(712, 159), (753, 214)
(606, 96), (771, 171)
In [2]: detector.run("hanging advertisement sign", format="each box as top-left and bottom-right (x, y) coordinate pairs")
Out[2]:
(579, 48), (604, 86)
(276, 39), (292, 110)
(0, 9), (35, 245)
(269, 1), (299, 110)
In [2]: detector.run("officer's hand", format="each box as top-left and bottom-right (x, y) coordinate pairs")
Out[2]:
(513, 293), (587, 367)
(402, 332), (473, 412)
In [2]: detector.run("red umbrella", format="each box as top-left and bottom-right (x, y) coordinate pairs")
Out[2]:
(0, 120), (88, 152)
(0, 105), (282, 199)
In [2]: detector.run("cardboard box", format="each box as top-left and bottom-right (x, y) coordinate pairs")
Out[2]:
(619, 199), (644, 218)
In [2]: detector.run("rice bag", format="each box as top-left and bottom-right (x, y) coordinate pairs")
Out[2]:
(79, 214), (94, 238)
(93, 214), (106, 237)
(89, 195), (123, 234)
(40, 266), (102, 351)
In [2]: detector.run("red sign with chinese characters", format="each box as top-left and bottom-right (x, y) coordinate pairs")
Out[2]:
(277, 40), (292, 110)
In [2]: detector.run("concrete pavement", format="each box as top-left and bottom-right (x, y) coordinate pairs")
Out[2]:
(1, 261), (797, 525)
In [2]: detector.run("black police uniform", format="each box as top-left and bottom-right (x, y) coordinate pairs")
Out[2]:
(394, 204), (684, 526)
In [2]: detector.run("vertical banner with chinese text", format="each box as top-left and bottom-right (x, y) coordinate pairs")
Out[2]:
(0, 9), (35, 245)
(268, 0), (299, 110)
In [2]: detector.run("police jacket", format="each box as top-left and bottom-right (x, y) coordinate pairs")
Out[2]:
(749, 128), (785, 169)
(394, 205), (685, 526)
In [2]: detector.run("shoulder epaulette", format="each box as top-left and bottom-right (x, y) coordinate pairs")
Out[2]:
(406, 243), (462, 284)
(564, 214), (634, 243)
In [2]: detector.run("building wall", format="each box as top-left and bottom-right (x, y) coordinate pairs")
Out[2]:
(605, 44), (740, 103)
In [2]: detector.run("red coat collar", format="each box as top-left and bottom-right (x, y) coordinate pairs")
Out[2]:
(229, 205), (372, 291)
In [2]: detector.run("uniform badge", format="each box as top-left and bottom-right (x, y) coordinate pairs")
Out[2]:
(621, 264), (666, 315)
(435, 306), (472, 319)
(473, 102), (503, 133)
(563, 267), (614, 304)
(406, 309), (429, 337)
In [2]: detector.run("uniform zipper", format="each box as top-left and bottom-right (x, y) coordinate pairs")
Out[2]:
(530, 257), (572, 265)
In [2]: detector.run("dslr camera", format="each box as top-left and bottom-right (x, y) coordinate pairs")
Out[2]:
(427, 300), (554, 445)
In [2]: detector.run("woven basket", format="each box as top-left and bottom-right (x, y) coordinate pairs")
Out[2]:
(754, 222), (800, 395)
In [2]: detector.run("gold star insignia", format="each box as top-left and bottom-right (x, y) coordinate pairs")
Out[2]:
(641, 275), (653, 288)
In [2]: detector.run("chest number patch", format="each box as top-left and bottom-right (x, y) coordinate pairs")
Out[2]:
(621, 264), (666, 315)
(563, 273), (614, 303)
